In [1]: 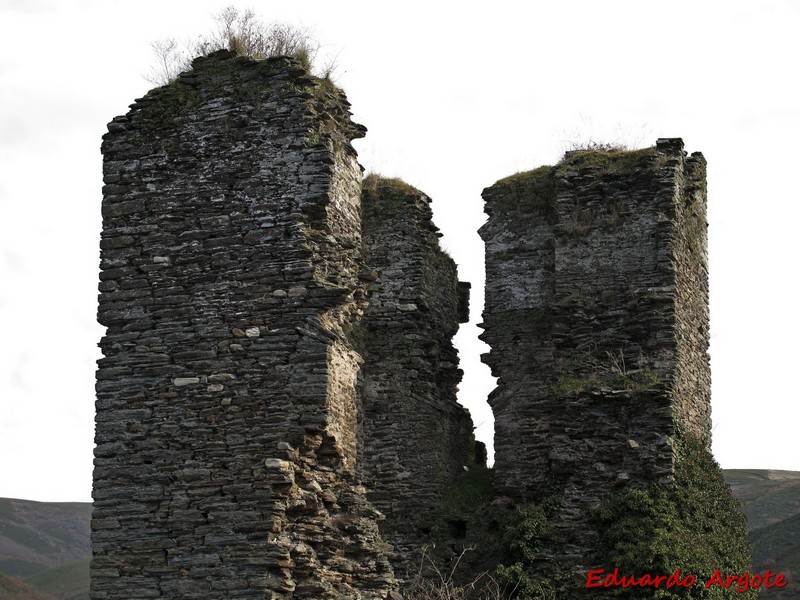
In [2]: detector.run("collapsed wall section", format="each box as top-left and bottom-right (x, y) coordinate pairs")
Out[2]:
(93, 51), (397, 599)
(356, 176), (477, 577)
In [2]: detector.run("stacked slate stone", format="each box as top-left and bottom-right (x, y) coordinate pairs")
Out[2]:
(356, 176), (477, 578)
(478, 139), (718, 585)
(94, 51), (398, 599)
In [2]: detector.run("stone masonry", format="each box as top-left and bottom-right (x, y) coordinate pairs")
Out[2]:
(95, 45), (749, 598)
(479, 139), (715, 581)
(93, 51), (399, 599)
(356, 176), (477, 578)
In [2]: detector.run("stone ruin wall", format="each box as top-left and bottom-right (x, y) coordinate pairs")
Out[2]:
(93, 51), (403, 599)
(93, 50), (479, 599)
(479, 138), (712, 574)
(670, 145), (712, 447)
(94, 48), (743, 598)
(357, 176), (476, 576)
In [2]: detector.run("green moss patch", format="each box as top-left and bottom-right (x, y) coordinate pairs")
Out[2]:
(135, 80), (204, 130)
(559, 147), (657, 174)
(553, 369), (661, 395)
(483, 166), (556, 220)
(361, 174), (423, 218)
(363, 173), (422, 198)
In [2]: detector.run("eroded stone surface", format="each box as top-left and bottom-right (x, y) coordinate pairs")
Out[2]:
(479, 139), (719, 585)
(94, 51), (398, 600)
(95, 52), (746, 597)
(356, 176), (477, 579)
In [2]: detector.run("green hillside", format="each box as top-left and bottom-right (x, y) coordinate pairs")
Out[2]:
(26, 558), (90, 600)
(724, 470), (800, 529)
(0, 570), (54, 599)
(724, 470), (800, 598)
(0, 498), (91, 599)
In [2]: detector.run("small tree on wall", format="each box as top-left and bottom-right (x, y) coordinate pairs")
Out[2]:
(146, 6), (326, 85)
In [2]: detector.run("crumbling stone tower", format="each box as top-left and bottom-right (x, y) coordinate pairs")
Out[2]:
(481, 139), (708, 502)
(479, 140), (751, 593)
(357, 176), (477, 576)
(95, 48), (752, 596)
(93, 51), (399, 599)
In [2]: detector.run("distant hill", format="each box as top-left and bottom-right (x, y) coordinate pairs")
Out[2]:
(25, 558), (90, 600)
(0, 498), (90, 600)
(0, 571), (54, 599)
(0, 470), (797, 598)
(724, 470), (800, 598)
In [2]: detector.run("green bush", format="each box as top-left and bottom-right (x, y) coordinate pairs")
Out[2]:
(493, 504), (556, 599)
(596, 433), (755, 599)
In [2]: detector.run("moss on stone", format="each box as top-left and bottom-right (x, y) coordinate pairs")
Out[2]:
(136, 81), (202, 129)
(361, 174), (424, 218)
(484, 166), (557, 220)
(595, 432), (755, 598)
(553, 368), (661, 395)
(559, 146), (657, 174)
(494, 165), (553, 187)
(363, 173), (423, 197)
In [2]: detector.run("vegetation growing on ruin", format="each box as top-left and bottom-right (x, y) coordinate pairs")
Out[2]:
(412, 466), (564, 600)
(595, 432), (756, 599)
(493, 504), (558, 599)
(362, 174), (424, 217)
(552, 350), (662, 395)
(135, 80), (202, 129)
(363, 174), (423, 199)
(494, 165), (553, 187)
(484, 146), (663, 238)
(135, 52), (321, 133)
(412, 497), (559, 598)
(146, 6), (332, 85)
(559, 146), (657, 174)
(484, 166), (557, 220)
(553, 368), (661, 395)
(143, 5), (344, 149)
(404, 551), (505, 600)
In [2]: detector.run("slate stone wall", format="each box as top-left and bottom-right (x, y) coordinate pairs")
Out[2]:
(479, 139), (714, 575)
(93, 51), (398, 600)
(95, 48), (727, 597)
(356, 176), (476, 577)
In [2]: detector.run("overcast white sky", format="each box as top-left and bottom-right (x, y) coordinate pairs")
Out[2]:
(1, 0), (798, 502)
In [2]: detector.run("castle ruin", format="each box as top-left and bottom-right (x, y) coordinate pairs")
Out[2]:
(93, 51), (752, 598)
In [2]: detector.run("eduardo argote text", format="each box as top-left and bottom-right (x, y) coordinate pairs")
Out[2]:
(586, 568), (788, 593)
